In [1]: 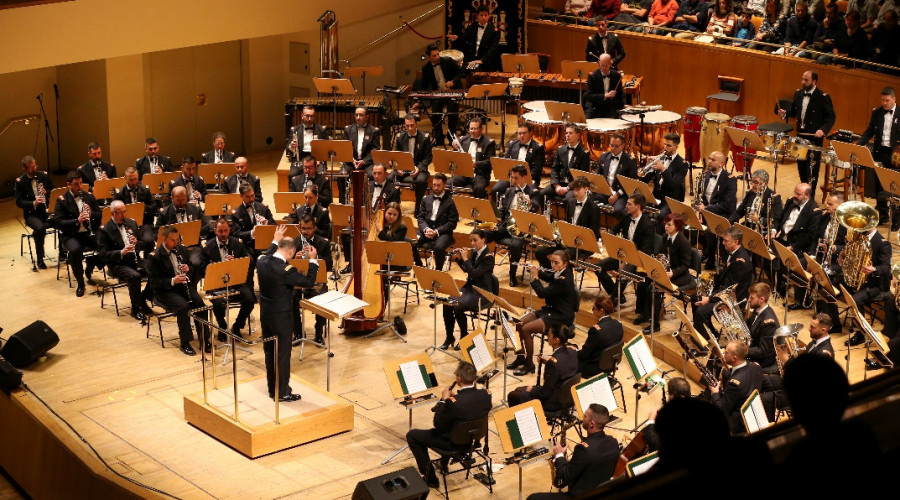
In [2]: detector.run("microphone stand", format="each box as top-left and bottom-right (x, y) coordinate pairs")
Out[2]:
(53, 84), (64, 174)
(36, 94), (56, 174)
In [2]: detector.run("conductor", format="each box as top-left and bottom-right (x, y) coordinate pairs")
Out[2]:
(257, 225), (319, 402)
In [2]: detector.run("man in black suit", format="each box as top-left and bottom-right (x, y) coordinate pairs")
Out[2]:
(485, 165), (534, 286)
(14, 155), (53, 269)
(814, 193), (846, 273)
(392, 115), (432, 207)
(693, 227), (754, 342)
(508, 326), (578, 411)
(114, 167), (156, 253)
(858, 87), (900, 228)
(597, 193), (656, 305)
(490, 123), (546, 202)
(441, 230), (495, 349)
(287, 105), (329, 177)
(338, 164), (396, 273)
(585, 19), (626, 69)
(339, 106), (381, 203)
(697, 151), (737, 269)
(450, 118), (495, 199)
(584, 54), (625, 119)
(450, 5), (502, 72)
(232, 182), (275, 258)
(535, 176), (601, 269)
(643, 133), (688, 228)
(709, 340), (763, 434)
(98, 200), (153, 322)
(54, 171), (102, 297)
(200, 218), (257, 341)
(643, 213), (694, 333)
(200, 132), (237, 164)
(414, 44), (462, 143)
(289, 155), (332, 207)
(256, 226), (319, 401)
(154, 186), (209, 245)
(777, 70), (836, 194)
(536, 124), (591, 209)
(413, 173), (458, 271)
(135, 137), (174, 179)
(834, 225), (892, 345)
(745, 283), (780, 371)
(406, 361), (492, 489)
(294, 185), (332, 240)
(729, 169), (783, 232)
(773, 183), (819, 308)
(78, 142), (117, 191)
(292, 215), (332, 344)
(594, 132), (637, 219)
(527, 404), (619, 499)
(223, 157), (263, 204)
(169, 156), (207, 204)
(146, 225), (208, 356)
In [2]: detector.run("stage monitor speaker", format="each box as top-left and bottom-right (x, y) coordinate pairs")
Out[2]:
(351, 467), (430, 500)
(0, 358), (22, 391)
(0, 320), (59, 368)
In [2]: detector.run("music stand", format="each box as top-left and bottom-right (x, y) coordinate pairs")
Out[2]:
(600, 232), (644, 322)
(618, 175), (658, 205)
(491, 157), (532, 186)
(466, 83), (509, 146)
(101, 202), (145, 227)
(198, 162), (235, 191)
(511, 209), (556, 311)
(803, 253), (839, 305)
(254, 224), (300, 250)
(638, 251), (677, 351)
(205, 194), (242, 218)
(157, 220), (201, 247)
(501, 54), (541, 74)
(371, 150), (415, 176)
(725, 126), (769, 188)
(364, 240), (414, 342)
(580, 170), (613, 197)
(204, 257), (253, 368)
(459, 328), (500, 399)
(701, 209), (732, 270)
(494, 401), (552, 500)
(735, 222), (777, 288)
(93, 177), (126, 202)
(413, 266), (463, 360)
(556, 221), (602, 279)
(474, 285), (525, 407)
(831, 140), (878, 202)
(839, 284), (894, 375)
(343, 66), (383, 95)
(143, 172), (180, 199)
(561, 60), (597, 107)
(454, 195), (499, 224)
(873, 165), (900, 242)
(772, 240), (810, 325)
(273, 192), (307, 219)
(665, 197), (705, 234)
(433, 149), (475, 193)
(545, 101), (587, 124)
(301, 289), (368, 390)
(381, 352), (440, 464)
(311, 139), (354, 202)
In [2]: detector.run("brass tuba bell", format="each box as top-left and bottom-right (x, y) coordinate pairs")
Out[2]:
(836, 201), (879, 290)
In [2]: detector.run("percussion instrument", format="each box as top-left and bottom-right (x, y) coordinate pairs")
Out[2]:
(759, 130), (790, 152)
(440, 49), (464, 67)
(522, 100), (554, 113)
(788, 137), (811, 160)
(730, 115), (759, 172)
(700, 112), (731, 162)
(622, 110), (683, 158)
(684, 106), (707, 163)
(523, 111), (564, 159)
(582, 118), (635, 162)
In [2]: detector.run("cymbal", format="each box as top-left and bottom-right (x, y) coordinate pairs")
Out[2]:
(806, 144), (831, 153)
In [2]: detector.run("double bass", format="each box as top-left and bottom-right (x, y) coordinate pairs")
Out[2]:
(341, 169), (387, 331)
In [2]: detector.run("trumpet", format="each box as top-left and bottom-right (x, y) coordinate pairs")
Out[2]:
(638, 152), (666, 177)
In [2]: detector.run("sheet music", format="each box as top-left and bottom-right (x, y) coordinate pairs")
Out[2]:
(469, 333), (493, 372)
(743, 393), (770, 433)
(630, 453), (659, 476)
(500, 312), (520, 351)
(575, 375), (618, 413)
(399, 360), (427, 395)
(514, 407), (543, 447)
(306, 290), (369, 317)
(627, 337), (657, 379)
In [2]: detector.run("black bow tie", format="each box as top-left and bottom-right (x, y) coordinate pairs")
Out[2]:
(117, 223), (125, 228)
(434, 196), (442, 202)
(244, 204), (253, 210)
(602, 74), (610, 79)
(374, 184), (383, 188)
(219, 243), (228, 250)
(888, 109), (895, 115)
(804, 92), (812, 97)
(599, 35), (607, 40)
(611, 155), (619, 162)
(176, 208), (185, 214)
(663, 155), (671, 161)
(72, 192), (81, 199)
(575, 202), (583, 207)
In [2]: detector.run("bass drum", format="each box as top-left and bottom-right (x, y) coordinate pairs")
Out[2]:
(523, 111), (564, 160)
(622, 110), (683, 159)
(582, 118), (634, 162)
(684, 106), (707, 163)
(730, 115), (759, 173)
(700, 112), (731, 164)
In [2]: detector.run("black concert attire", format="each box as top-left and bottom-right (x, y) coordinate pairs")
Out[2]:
(490, 138), (546, 198)
(224, 173), (263, 204)
(340, 181), (400, 269)
(458, 21), (501, 72)
(113, 183), (156, 253)
(814, 210), (847, 273)
(485, 184), (535, 282)
(78, 160), (117, 190)
(170, 174), (207, 203)
(97, 217), (153, 315)
(594, 149), (638, 219)
(746, 305), (780, 370)
(339, 122), (381, 203)
(535, 194), (602, 269)
(413, 191), (459, 272)
(531, 266), (578, 332)
(155, 202), (209, 269)
(693, 246), (753, 342)
(294, 203), (332, 240)
(644, 231), (694, 325)
(729, 187), (783, 229)
(508, 345), (578, 412)
(232, 201), (276, 257)
(289, 171), (332, 208)
(597, 213), (656, 305)
(443, 247), (495, 344)
(710, 360), (763, 434)
(452, 134), (495, 199)
(256, 244), (318, 399)
(820, 230), (891, 330)
(416, 56), (463, 140)
(647, 152), (688, 229)
(135, 154), (173, 180)
(858, 104), (900, 224)
(760, 336), (834, 420)
(529, 430), (620, 499)
(773, 197), (821, 298)
(392, 128), (433, 207)
(586, 31), (626, 69)
(537, 142), (591, 207)
(146, 242), (208, 348)
(406, 385), (492, 478)
(54, 189), (102, 289)
(200, 149), (236, 164)
(781, 85), (836, 193)
(291, 234), (331, 342)
(286, 123), (329, 178)
(699, 169), (738, 267)
(14, 170), (53, 263)
(584, 68), (625, 119)
(200, 235), (257, 335)
(578, 315), (624, 378)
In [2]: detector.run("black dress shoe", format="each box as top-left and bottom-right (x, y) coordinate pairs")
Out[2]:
(340, 264), (351, 274)
(510, 276), (519, 287)
(276, 392), (302, 402)
(439, 338), (455, 350)
(423, 473), (440, 489)
(231, 323), (243, 339)
(632, 315), (650, 325)
(439, 457), (450, 474)
(218, 331), (228, 343)
(508, 356), (526, 369)
(131, 311), (147, 322)
(76, 285), (86, 297)
(513, 364), (536, 376)
(453, 343), (461, 351)
(314, 336), (325, 345)
(846, 332), (865, 346)
(36, 259), (47, 269)
(787, 303), (810, 311)
(643, 324), (661, 334)
(892, 223), (900, 232)
(180, 343), (196, 356)
(204, 341), (212, 353)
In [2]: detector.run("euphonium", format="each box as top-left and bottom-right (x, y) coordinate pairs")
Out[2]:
(696, 271), (716, 297)
(711, 285), (752, 345)
(773, 330), (800, 378)
(747, 186), (763, 230)
(836, 201), (878, 290)
(892, 262), (900, 308)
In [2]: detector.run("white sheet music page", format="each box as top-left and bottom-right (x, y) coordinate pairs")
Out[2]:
(514, 407), (543, 447)
(631, 454), (659, 475)
(576, 376), (618, 413)
(307, 290), (369, 317)
(628, 337), (657, 378)
(501, 312), (520, 351)
(399, 360), (427, 394)
(746, 394), (770, 433)
(470, 333), (492, 372)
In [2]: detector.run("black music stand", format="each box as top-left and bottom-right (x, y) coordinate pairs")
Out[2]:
(501, 54), (541, 74)
(272, 192), (307, 221)
(666, 196), (705, 247)
(618, 175), (659, 207)
(491, 157), (532, 187)
(289, 258), (329, 356)
(365, 240), (414, 342)
(831, 140), (878, 202)
(204, 257), (253, 366)
(343, 66), (383, 96)
(311, 139), (354, 202)
(560, 60), (597, 107)
(839, 284), (894, 376)
(433, 149), (475, 194)
(736, 222), (777, 291)
(639, 251), (678, 351)
(773, 240), (811, 325)
(700, 210), (732, 270)
(726, 126), (769, 191)
(413, 265), (463, 360)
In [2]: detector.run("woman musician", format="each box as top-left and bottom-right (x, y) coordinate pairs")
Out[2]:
(639, 213), (693, 334)
(440, 229), (495, 351)
(510, 250), (578, 375)
(578, 296), (624, 378)
(377, 202), (411, 293)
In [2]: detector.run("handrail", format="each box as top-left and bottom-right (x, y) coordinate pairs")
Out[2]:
(344, 3), (445, 62)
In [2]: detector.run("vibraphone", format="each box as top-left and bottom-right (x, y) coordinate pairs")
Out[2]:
(471, 71), (642, 104)
(284, 95), (391, 145)
(407, 90), (506, 121)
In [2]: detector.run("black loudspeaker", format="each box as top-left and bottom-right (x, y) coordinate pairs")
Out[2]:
(0, 320), (59, 368)
(0, 358), (22, 391)
(351, 467), (430, 500)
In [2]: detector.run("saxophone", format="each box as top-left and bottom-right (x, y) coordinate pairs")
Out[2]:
(836, 201), (878, 290)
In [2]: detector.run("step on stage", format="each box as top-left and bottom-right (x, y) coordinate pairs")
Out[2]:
(183, 375), (354, 458)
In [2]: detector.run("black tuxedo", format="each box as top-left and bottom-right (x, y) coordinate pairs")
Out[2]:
(650, 154), (688, 203)
(14, 171), (53, 260)
(78, 160), (117, 189)
(414, 192), (459, 271)
(600, 214), (656, 313)
(338, 122), (381, 203)
(584, 68), (625, 119)
(114, 183), (156, 251)
(416, 57), (463, 138)
(286, 123), (329, 170)
(700, 170), (737, 218)
(54, 190), (103, 286)
(135, 155), (174, 179)
(459, 22), (501, 71)
(509, 346), (579, 412)
(805, 336), (835, 357)
(549, 430), (619, 495)
(489, 185), (536, 277)
(370, 179), (401, 209)
(783, 86), (836, 189)
(730, 188), (783, 227)
(170, 175), (207, 203)
(747, 306), (779, 368)
(776, 198), (821, 256)
(393, 128), (433, 206)
(491, 139), (546, 199)
(224, 173), (263, 204)
(596, 150), (638, 218)
(538, 143), (592, 206)
(586, 32), (626, 68)
(694, 246), (754, 341)
(232, 202), (275, 250)
(534, 194), (600, 269)
(146, 243), (207, 346)
(444, 248), (495, 341)
(200, 236), (257, 332)
(579, 316), (624, 378)
(858, 105), (900, 220)
(98, 218), (152, 313)
(711, 361), (763, 434)
(452, 134), (495, 199)
(289, 172), (332, 207)
(419, 57), (463, 92)
(200, 150), (236, 164)
(532, 267), (578, 330)
(646, 231), (694, 322)
(154, 203), (207, 239)
(293, 203), (332, 240)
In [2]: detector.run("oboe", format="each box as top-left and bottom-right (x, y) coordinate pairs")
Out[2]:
(80, 201), (94, 237)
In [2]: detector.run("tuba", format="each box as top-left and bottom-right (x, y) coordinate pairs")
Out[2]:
(836, 201), (879, 290)
(772, 324), (803, 378)
(711, 285), (752, 345)
(892, 262), (900, 308)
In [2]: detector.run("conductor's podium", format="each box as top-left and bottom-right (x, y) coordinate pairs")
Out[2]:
(184, 374), (354, 458)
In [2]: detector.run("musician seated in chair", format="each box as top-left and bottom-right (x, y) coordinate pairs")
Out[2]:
(338, 106), (380, 204)
(135, 137), (173, 179)
(729, 169), (783, 231)
(405, 361), (492, 490)
(169, 156), (207, 204)
(583, 54), (625, 119)
(200, 131), (236, 164)
(200, 218), (257, 341)
(490, 123), (546, 201)
(15, 155), (53, 269)
(440, 229), (495, 351)
(696, 151), (737, 270)
(594, 132), (636, 219)
(641, 213), (693, 334)
(508, 325), (578, 408)
(223, 157), (263, 204)
(596, 193), (655, 307)
(773, 182), (820, 309)
(392, 115), (432, 208)
(535, 124), (591, 210)
(413, 44), (462, 146)
(286, 105), (328, 177)
(292, 215), (332, 345)
(511, 251), (578, 375)
(412, 173), (458, 271)
(78, 142), (117, 191)
(98, 200), (153, 322)
(340, 164), (398, 274)
(641, 133), (688, 230)
(745, 283), (780, 371)
(289, 155), (332, 208)
(484, 164), (534, 287)
(535, 176), (601, 269)
(450, 117), (495, 199)
(578, 296), (623, 379)
(54, 170), (103, 297)
(114, 167), (156, 255)
(708, 339), (763, 434)
(232, 182), (275, 261)
(154, 185), (209, 269)
(692, 227), (753, 343)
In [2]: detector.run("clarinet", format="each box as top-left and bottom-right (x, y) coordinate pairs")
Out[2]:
(431, 381), (457, 412)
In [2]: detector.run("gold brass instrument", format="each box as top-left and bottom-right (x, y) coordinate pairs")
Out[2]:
(506, 190), (531, 236)
(654, 253), (670, 272)
(820, 216), (840, 274)
(711, 285), (752, 345)
(696, 271), (716, 297)
(773, 323), (803, 377)
(892, 262), (900, 308)
(836, 201), (878, 290)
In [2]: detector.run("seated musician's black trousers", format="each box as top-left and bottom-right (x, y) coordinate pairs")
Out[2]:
(108, 262), (150, 311)
(692, 298), (718, 342)
(211, 284), (256, 330)
(24, 214), (48, 260)
(393, 171), (429, 208)
(413, 233), (453, 271)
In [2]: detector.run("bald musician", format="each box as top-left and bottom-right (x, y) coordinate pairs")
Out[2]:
(583, 54), (624, 119)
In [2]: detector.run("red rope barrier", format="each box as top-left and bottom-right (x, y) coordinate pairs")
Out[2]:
(403, 21), (444, 40)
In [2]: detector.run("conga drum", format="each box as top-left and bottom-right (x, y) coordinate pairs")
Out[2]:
(582, 118), (635, 162)
(622, 110), (683, 158)
(730, 115), (759, 173)
(700, 112), (731, 163)
(684, 106), (707, 163)
(523, 111), (564, 160)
